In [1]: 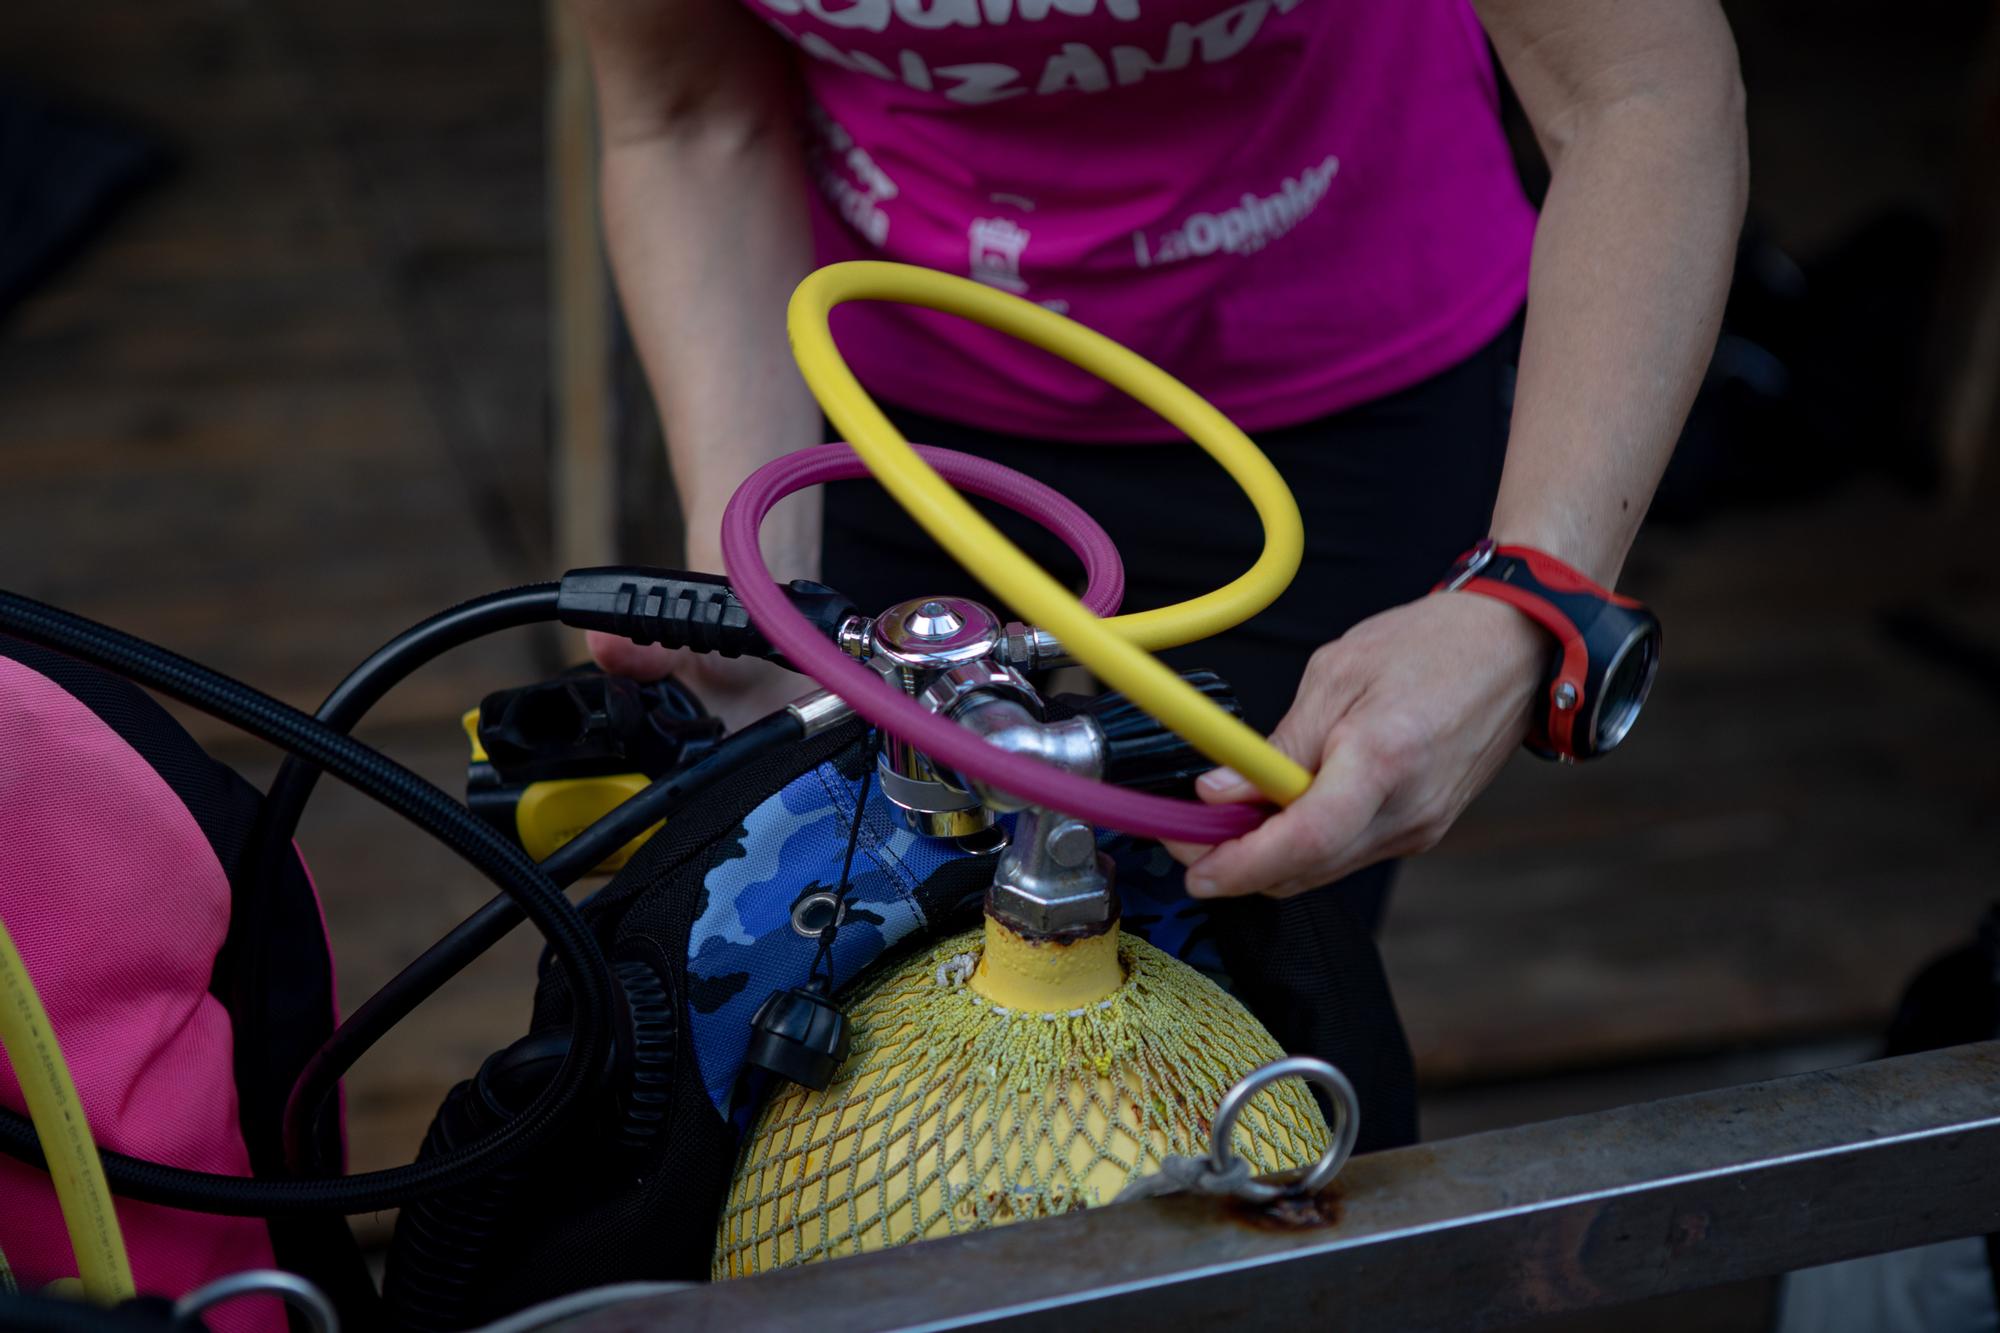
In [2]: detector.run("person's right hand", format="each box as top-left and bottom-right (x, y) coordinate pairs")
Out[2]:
(588, 633), (809, 733)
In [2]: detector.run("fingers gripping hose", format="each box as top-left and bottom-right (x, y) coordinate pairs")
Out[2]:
(0, 591), (615, 1216)
(785, 262), (1313, 808)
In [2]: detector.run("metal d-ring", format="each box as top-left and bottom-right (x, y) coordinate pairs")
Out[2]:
(1208, 1056), (1361, 1204)
(175, 1270), (338, 1333)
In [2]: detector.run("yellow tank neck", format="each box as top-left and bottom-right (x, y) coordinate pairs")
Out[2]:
(969, 914), (1123, 1011)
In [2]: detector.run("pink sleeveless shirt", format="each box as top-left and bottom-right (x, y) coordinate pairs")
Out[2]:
(753, 0), (1537, 440)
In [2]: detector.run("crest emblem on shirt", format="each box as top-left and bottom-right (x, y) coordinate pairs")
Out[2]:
(968, 216), (1032, 292)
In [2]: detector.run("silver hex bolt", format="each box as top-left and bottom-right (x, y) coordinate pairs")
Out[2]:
(1047, 819), (1098, 869)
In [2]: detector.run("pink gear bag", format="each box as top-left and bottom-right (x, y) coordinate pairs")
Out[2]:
(0, 634), (343, 1330)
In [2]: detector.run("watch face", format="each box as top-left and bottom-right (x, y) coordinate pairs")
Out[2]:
(1591, 624), (1660, 753)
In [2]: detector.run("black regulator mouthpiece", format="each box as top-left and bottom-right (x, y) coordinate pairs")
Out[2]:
(744, 979), (851, 1091)
(475, 666), (721, 783)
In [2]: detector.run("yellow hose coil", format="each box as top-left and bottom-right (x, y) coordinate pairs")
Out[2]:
(788, 261), (1313, 805)
(0, 912), (134, 1304)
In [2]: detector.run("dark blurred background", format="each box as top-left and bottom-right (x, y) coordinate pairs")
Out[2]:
(1, 2), (1996, 1327)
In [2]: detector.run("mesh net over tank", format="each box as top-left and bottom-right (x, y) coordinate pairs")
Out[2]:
(716, 928), (1329, 1277)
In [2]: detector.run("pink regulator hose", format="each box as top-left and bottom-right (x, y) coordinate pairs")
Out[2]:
(721, 444), (1265, 842)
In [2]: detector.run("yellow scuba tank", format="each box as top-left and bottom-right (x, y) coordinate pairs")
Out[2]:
(715, 882), (1328, 1276)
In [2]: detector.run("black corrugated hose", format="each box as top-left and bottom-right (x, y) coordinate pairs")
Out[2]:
(250, 583), (565, 885)
(227, 584), (564, 1186)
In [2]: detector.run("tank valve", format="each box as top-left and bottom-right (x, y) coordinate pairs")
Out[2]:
(867, 596), (1012, 839)
(987, 806), (1115, 937)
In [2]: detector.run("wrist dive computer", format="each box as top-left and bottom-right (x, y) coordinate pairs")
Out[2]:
(1438, 539), (1662, 763)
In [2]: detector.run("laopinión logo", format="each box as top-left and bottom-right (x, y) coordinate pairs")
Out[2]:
(1132, 154), (1338, 268)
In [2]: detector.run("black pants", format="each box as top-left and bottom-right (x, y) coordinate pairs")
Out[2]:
(821, 318), (1520, 1150)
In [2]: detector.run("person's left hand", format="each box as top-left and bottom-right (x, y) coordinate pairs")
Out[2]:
(1165, 591), (1547, 898)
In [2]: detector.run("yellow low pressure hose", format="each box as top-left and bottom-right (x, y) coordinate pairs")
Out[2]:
(788, 261), (1313, 803)
(0, 911), (134, 1304)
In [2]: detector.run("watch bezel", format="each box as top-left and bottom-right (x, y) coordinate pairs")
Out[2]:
(1437, 540), (1663, 762)
(1584, 617), (1661, 757)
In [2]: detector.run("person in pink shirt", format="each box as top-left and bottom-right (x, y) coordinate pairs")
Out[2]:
(578, 0), (1746, 1145)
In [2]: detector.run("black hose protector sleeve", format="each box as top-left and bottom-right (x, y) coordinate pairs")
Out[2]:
(281, 707), (806, 1172)
(1053, 668), (1244, 793)
(557, 567), (854, 665)
(0, 591), (613, 1217)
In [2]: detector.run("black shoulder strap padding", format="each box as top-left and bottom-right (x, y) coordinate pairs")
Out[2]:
(434, 721), (867, 1318)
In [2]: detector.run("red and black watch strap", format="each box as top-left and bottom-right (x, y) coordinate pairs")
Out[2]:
(1435, 541), (1659, 761)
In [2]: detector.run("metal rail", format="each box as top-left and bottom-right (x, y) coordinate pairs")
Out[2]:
(572, 1041), (2000, 1331)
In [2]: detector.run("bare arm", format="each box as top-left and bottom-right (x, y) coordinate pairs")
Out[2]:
(1478, 0), (1749, 582)
(572, 0), (821, 580)
(572, 0), (826, 722)
(1180, 0), (1747, 897)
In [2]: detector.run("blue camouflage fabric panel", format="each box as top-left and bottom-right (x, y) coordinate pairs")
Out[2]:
(685, 757), (973, 1118)
(685, 761), (1219, 1119)
(1104, 834), (1225, 980)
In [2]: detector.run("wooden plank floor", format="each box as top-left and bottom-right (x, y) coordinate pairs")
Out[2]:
(2, 0), (1997, 1234)
(0, 0), (556, 1185)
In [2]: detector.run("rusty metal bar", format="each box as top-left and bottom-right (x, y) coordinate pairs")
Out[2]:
(571, 1041), (2000, 1332)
